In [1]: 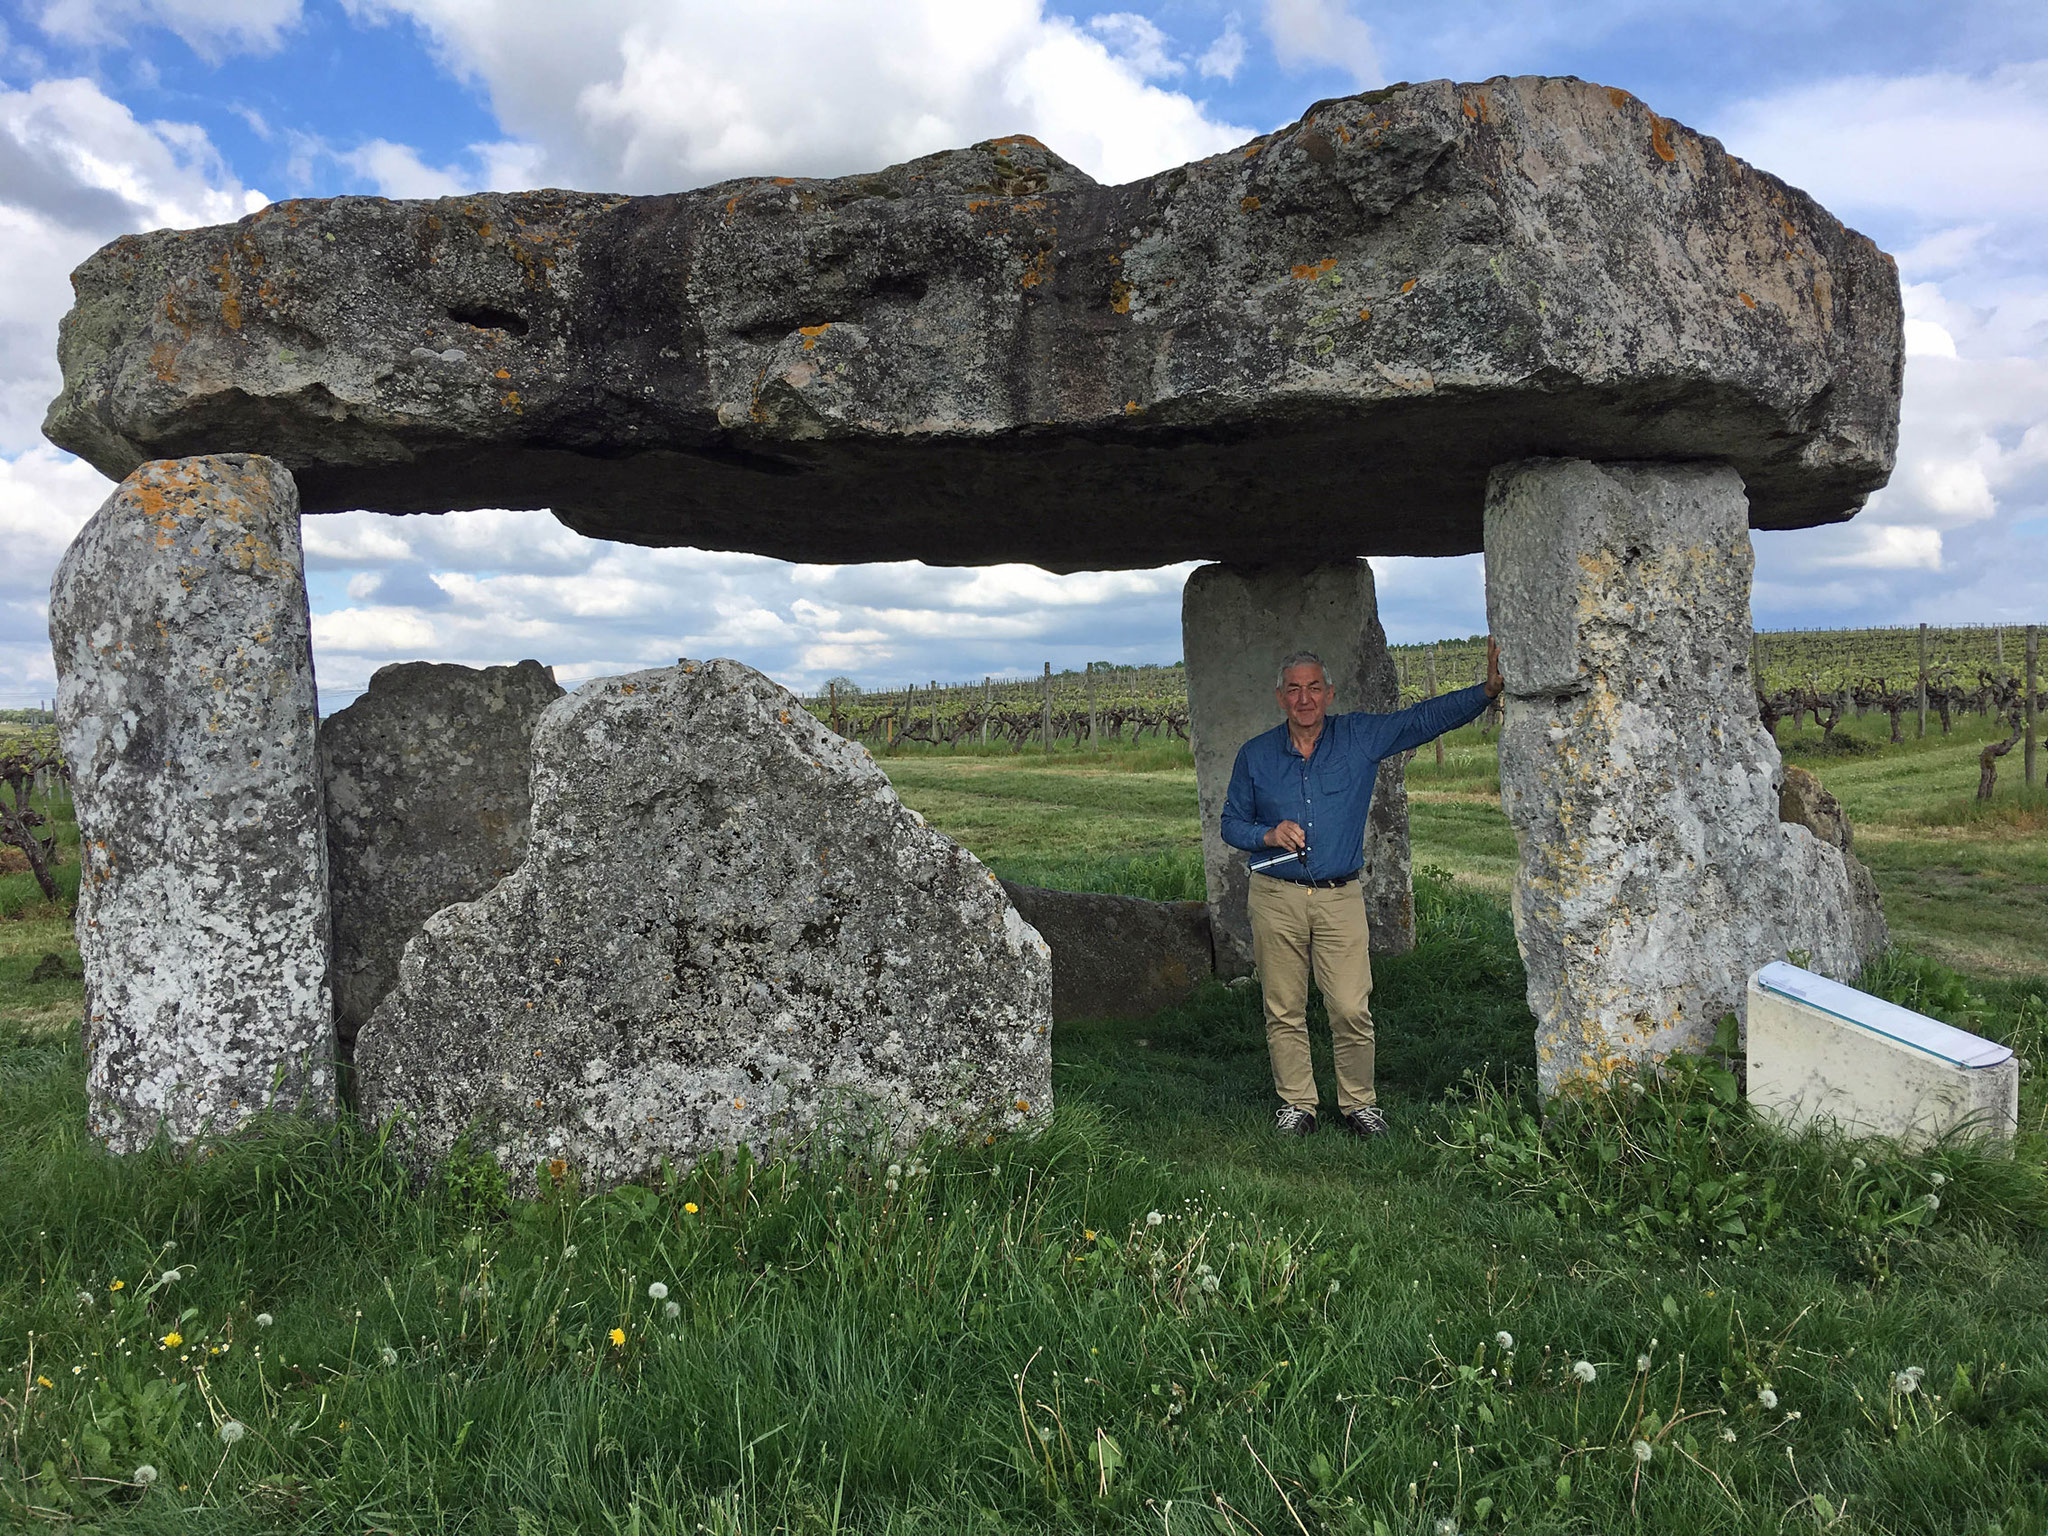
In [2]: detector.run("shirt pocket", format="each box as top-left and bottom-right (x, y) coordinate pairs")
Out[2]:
(1314, 759), (1355, 797)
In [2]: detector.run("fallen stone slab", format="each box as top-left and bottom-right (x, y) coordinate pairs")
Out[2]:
(1486, 458), (1887, 1093)
(354, 659), (1052, 1189)
(1184, 559), (1413, 975)
(1779, 764), (1853, 853)
(321, 659), (563, 1057)
(46, 77), (1898, 570)
(1001, 881), (1213, 1020)
(50, 455), (334, 1151)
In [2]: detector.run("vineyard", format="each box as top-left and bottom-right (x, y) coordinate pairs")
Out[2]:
(804, 623), (2044, 779)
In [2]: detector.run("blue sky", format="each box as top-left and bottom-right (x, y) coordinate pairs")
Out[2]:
(2, 0), (2044, 707)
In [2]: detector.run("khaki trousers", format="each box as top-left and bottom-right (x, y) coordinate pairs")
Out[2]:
(1247, 873), (1376, 1114)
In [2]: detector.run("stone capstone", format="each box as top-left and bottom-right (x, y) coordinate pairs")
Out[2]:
(1184, 559), (1414, 976)
(46, 77), (1899, 571)
(1486, 458), (1887, 1093)
(353, 658), (1052, 1189)
(50, 455), (333, 1151)
(321, 659), (564, 1056)
(1000, 881), (1214, 1021)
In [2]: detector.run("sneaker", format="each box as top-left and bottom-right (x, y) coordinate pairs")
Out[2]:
(1274, 1105), (1318, 1137)
(1340, 1105), (1389, 1139)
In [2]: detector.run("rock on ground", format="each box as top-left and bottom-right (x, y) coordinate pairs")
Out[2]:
(47, 77), (1898, 570)
(1779, 764), (1853, 853)
(1001, 882), (1213, 1021)
(1184, 559), (1414, 975)
(50, 455), (333, 1151)
(1485, 459), (1887, 1093)
(321, 660), (563, 1057)
(354, 659), (1052, 1189)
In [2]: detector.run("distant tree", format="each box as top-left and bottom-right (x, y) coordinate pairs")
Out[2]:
(823, 676), (862, 698)
(0, 735), (66, 902)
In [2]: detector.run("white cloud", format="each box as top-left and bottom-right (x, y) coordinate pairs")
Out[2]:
(1198, 14), (1247, 81)
(1088, 12), (1181, 79)
(348, 0), (1250, 189)
(1262, 0), (1380, 88)
(1713, 62), (2048, 229)
(336, 136), (543, 198)
(32, 0), (302, 57)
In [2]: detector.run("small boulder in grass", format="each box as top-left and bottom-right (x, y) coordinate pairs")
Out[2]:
(355, 658), (1053, 1192)
(29, 952), (75, 983)
(1780, 764), (1853, 853)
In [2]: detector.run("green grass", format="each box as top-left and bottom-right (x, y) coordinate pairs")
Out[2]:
(6, 732), (2048, 1531)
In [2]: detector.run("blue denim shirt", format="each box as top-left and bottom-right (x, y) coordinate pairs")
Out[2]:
(1220, 684), (1492, 883)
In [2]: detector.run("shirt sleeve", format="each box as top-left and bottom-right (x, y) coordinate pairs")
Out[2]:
(1370, 683), (1494, 758)
(1220, 740), (1268, 852)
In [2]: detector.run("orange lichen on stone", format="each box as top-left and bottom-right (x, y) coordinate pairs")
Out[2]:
(1243, 143), (1262, 157)
(1650, 118), (1677, 163)
(501, 390), (523, 412)
(495, 368), (511, 379)
(1291, 257), (1336, 280)
(1605, 86), (1633, 109)
(966, 199), (992, 212)
(1738, 292), (1756, 309)
(1240, 195), (1261, 212)
(1019, 249), (1053, 288)
(1461, 95), (1489, 122)
(1109, 279), (1132, 314)
(989, 134), (1047, 151)
(1357, 308), (1372, 322)
(1124, 400), (1140, 414)
(773, 177), (796, 185)
(799, 323), (832, 350)
(1400, 278), (1417, 294)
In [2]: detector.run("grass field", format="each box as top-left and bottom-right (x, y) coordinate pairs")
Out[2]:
(3, 717), (2046, 1533)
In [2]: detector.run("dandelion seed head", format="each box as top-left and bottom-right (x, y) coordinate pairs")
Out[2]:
(664, 1300), (680, 1319)
(1758, 1388), (1778, 1409)
(218, 1420), (246, 1445)
(1719, 1427), (1738, 1442)
(379, 1346), (398, 1366)
(1572, 1359), (1597, 1383)
(562, 1245), (578, 1259)
(1632, 1439), (1652, 1463)
(1924, 1193), (1941, 1211)
(1328, 1280), (1342, 1296)
(1851, 1156), (1867, 1172)
(1201, 1273), (1220, 1293)
(885, 1178), (900, 1193)
(160, 1269), (181, 1285)
(1893, 1370), (1920, 1394)
(887, 1163), (902, 1180)
(255, 1312), (273, 1327)
(75, 1290), (94, 1308)
(1145, 1211), (1164, 1227)
(1435, 1519), (1460, 1536)
(133, 1465), (158, 1486)
(647, 1281), (669, 1301)
(1637, 1354), (1651, 1373)
(1495, 1331), (1513, 1351)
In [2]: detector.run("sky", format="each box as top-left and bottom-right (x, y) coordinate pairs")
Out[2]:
(2, 0), (2045, 709)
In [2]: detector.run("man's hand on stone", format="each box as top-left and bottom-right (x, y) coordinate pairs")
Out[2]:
(1485, 636), (1505, 698)
(1264, 820), (1307, 853)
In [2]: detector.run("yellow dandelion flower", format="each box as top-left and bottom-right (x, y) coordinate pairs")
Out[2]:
(109, 1280), (124, 1291)
(609, 1327), (626, 1347)
(684, 1202), (699, 1215)
(1084, 1230), (1097, 1241)
(161, 1332), (182, 1348)
(35, 1375), (53, 1389)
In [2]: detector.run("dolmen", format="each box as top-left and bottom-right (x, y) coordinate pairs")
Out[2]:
(45, 76), (1903, 1165)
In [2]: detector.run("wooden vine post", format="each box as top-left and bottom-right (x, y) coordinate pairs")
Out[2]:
(2028, 625), (2040, 789)
(1916, 622), (1928, 738)
(1042, 662), (1053, 754)
(929, 679), (939, 748)
(982, 676), (991, 747)
(1428, 645), (1443, 766)
(1086, 662), (1099, 751)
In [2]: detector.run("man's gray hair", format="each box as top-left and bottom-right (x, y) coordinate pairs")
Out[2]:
(1276, 650), (1327, 687)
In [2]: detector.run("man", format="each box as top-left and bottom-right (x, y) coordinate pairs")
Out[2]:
(1221, 639), (1504, 1138)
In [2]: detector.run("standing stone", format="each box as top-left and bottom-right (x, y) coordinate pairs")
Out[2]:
(1485, 459), (1887, 1093)
(355, 659), (1051, 1190)
(1000, 881), (1214, 1021)
(50, 455), (332, 1151)
(321, 660), (564, 1057)
(1184, 560), (1413, 977)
